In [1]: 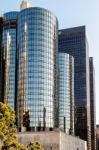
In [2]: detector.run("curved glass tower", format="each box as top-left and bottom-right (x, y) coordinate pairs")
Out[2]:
(3, 11), (18, 109)
(17, 7), (58, 131)
(0, 17), (4, 102)
(58, 52), (74, 135)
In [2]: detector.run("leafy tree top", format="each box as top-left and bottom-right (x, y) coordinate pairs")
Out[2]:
(0, 102), (27, 150)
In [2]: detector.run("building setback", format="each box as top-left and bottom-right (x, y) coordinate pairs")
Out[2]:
(58, 26), (91, 150)
(89, 57), (96, 150)
(58, 52), (74, 135)
(17, 7), (58, 132)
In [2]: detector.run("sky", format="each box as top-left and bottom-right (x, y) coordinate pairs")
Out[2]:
(0, 0), (99, 123)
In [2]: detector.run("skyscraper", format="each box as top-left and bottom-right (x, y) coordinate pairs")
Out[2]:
(17, 7), (58, 131)
(3, 11), (18, 109)
(89, 57), (96, 150)
(58, 26), (91, 150)
(0, 17), (4, 102)
(58, 52), (74, 135)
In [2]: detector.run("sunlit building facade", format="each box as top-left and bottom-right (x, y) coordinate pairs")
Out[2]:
(58, 52), (74, 135)
(17, 7), (58, 131)
(3, 11), (18, 109)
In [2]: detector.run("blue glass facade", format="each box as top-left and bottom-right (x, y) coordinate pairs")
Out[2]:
(58, 53), (74, 135)
(17, 7), (58, 130)
(89, 57), (96, 150)
(0, 17), (4, 102)
(3, 11), (18, 109)
(58, 26), (91, 149)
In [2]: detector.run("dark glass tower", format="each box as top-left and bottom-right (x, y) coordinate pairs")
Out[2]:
(58, 26), (91, 150)
(0, 17), (4, 102)
(17, 7), (58, 131)
(3, 11), (18, 109)
(89, 57), (96, 150)
(58, 52), (74, 135)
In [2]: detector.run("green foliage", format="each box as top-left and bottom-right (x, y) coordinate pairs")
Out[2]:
(0, 102), (27, 150)
(28, 141), (42, 150)
(0, 102), (42, 150)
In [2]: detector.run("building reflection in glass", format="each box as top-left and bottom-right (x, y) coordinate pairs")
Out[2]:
(17, 7), (58, 131)
(58, 52), (74, 135)
(3, 11), (18, 109)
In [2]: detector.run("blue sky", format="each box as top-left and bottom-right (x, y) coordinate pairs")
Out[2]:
(0, 0), (99, 123)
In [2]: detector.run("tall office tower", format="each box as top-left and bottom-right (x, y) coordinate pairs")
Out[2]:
(89, 57), (96, 150)
(3, 11), (18, 109)
(17, 7), (58, 131)
(58, 52), (74, 135)
(0, 17), (4, 102)
(58, 26), (91, 150)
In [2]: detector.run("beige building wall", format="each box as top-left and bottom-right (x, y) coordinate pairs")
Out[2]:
(20, 1), (32, 10)
(18, 131), (87, 150)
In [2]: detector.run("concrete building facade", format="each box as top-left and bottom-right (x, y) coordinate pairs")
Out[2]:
(18, 131), (87, 150)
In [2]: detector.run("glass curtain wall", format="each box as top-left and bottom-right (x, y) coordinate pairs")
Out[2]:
(58, 52), (74, 135)
(17, 7), (58, 131)
(3, 11), (18, 109)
